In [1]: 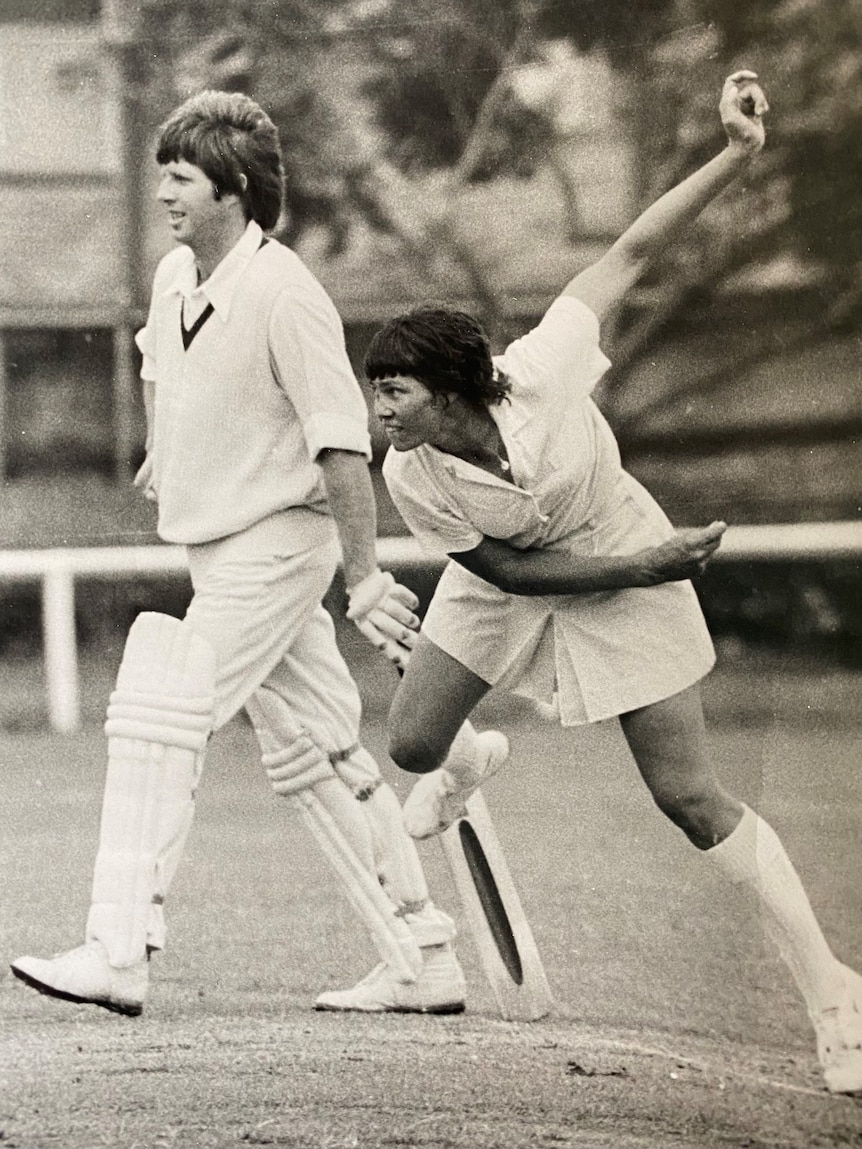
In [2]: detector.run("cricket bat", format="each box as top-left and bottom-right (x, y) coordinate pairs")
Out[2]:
(390, 659), (551, 1020)
(440, 790), (553, 1021)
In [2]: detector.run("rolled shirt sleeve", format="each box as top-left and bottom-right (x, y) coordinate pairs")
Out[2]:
(268, 281), (371, 462)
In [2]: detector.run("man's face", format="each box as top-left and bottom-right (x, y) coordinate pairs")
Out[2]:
(156, 159), (226, 248)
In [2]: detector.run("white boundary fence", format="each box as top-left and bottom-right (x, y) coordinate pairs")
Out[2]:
(1, 521), (859, 733)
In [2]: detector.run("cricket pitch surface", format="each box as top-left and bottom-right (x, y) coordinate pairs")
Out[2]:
(2, 654), (861, 1148)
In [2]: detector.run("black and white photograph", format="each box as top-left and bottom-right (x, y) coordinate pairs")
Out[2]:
(1, 2), (860, 1146)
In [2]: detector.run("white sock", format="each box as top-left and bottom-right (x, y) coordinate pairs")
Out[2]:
(441, 722), (483, 786)
(707, 805), (844, 1017)
(403, 903), (457, 948)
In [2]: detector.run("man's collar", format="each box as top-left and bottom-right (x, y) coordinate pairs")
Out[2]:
(162, 221), (265, 319)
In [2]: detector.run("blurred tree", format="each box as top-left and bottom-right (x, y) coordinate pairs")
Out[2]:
(133, 0), (375, 252)
(354, 0), (862, 413)
(592, 0), (862, 434)
(129, 0), (861, 393)
(360, 0), (678, 177)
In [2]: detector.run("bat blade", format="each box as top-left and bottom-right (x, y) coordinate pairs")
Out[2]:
(440, 791), (553, 1021)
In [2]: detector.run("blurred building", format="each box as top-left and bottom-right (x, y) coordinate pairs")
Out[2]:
(0, 1), (145, 481)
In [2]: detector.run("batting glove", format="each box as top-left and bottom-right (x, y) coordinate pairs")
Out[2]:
(346, 569), (419, 670)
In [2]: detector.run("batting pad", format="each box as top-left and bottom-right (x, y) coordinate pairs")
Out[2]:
(87, 613), (216, 968)
(263, 740), (422, 984)
(331, 747), (435, 921)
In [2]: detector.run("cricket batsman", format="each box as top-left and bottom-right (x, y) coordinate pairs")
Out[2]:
(11, 89), (473, 1016)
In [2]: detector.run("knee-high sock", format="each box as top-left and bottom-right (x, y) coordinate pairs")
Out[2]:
(707, 804), (845, 1016)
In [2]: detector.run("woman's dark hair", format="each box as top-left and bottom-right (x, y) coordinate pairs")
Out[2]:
(155, 90), (284, 231)
(364, 307), (511, 408)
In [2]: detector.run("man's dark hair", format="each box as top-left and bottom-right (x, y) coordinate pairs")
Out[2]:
(155, 90), (284, 231)
(364, 307), (510, 408)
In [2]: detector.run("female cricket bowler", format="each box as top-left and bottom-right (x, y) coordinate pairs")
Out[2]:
(363, 72), (862, 1091)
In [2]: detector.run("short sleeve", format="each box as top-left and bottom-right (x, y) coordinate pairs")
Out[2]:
(383, 452), (482, 559)
(268, 281), (371, 462)
(497, 295), (611, 403)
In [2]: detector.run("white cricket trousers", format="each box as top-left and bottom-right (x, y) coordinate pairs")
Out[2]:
(185, 527), (361, 746)
(147, 524), (364, 949)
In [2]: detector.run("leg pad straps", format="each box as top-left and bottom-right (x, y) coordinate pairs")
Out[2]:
(106, 690), (212, 753)
(263, 737), (333, 796)
(263, 735), (421, 983)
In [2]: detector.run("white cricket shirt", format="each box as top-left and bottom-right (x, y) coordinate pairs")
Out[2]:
(136, 222), (372, 547)
(383, 296), (715, 725)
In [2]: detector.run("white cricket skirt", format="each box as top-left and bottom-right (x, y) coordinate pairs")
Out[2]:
(421, 480), (716, 726)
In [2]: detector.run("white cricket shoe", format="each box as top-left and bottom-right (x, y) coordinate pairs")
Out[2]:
(403, 731), (509, 840)
(814, 965), (862, 1094)
(314, 943), (466, 1014)
(11, 942), (148, 1017)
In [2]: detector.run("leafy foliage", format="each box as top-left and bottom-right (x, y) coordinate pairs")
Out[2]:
(134, 0), (368, 251)
(129, 0), (861, 288)
(357, 0), (543, 179)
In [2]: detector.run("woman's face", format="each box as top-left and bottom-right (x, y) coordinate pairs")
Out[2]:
(370, 375), (446, 451)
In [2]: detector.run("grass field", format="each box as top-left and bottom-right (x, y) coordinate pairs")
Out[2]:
(2, 642), (861, 1149)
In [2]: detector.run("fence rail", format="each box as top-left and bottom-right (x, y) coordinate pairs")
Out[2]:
(1, 521), (859, 733)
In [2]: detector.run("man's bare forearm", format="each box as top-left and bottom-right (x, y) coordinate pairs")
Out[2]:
(142, 380), (155, 451)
